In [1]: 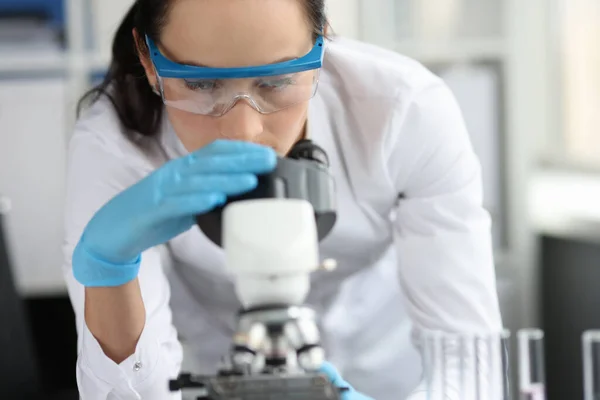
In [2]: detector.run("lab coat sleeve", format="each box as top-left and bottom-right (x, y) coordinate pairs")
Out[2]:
(386, 80), (503, 399)
(62, 130), (183, 399)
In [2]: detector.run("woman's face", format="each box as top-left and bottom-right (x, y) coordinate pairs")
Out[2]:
(139, 0), (315, 155)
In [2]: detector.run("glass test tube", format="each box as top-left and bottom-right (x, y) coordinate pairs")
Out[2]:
(517, 329), (546, 400)
(582, 330), (600, 400)
(423, 329), (510, 400)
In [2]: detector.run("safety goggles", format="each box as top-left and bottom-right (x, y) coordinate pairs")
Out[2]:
(145, 35), (325, 116)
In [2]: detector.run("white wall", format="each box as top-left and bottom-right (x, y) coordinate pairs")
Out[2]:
(0, 78), (68, 296)
(325, 0), (360, 38)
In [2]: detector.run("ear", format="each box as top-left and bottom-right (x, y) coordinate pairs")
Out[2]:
(323, 21), (332, 36)
(132, 28), (159, 90)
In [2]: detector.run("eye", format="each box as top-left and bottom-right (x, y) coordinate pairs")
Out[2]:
(257, 76), (295, 90)
(183, 79), (221, 91)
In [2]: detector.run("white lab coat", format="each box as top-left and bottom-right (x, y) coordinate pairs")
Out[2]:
(62, 36), (502, 400)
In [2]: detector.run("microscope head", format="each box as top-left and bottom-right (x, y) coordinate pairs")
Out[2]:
(196, 138), (336, 309)
(196, 139), (336, 247)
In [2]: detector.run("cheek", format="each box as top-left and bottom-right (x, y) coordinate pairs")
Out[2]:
(165, 108), (220, 152)
(165, 102), (309, 154)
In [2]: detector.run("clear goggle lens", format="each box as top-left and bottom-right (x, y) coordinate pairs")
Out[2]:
(157, 69), (320, 116)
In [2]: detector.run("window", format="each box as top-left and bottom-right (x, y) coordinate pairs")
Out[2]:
(554, 0), (600, 167)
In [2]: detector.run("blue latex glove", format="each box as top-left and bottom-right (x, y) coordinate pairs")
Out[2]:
(72, 139), (277, 287)
(319, 361), (376, 400)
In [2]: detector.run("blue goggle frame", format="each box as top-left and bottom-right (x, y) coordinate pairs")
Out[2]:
(145, 35), (325, 79)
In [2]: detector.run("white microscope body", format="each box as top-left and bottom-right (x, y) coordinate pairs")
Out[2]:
(223, 198), (326, 374)
(170, 139), (340, 399)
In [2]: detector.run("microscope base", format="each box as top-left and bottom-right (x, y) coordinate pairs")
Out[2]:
(169, 372), (343, 400)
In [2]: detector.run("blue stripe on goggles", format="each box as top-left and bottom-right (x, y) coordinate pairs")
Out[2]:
(145, 35), (325, 116)
(145, 35), (325, 79)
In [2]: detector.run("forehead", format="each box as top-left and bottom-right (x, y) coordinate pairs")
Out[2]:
(159, 0), (313, 68)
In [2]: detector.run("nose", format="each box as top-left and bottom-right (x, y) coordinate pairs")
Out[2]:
(219, 100), (263, 141)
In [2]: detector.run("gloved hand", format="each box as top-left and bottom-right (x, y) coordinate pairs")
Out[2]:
(319, 361), (376, 400)
(72, 139), (277, 287)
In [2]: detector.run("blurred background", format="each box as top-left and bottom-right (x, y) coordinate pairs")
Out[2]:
(0, 0), (598, 399)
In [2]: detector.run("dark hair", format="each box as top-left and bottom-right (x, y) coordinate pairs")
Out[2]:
(77, 0), (328, 138)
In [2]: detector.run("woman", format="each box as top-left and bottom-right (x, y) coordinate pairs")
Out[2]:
(63, 0), (503, 399)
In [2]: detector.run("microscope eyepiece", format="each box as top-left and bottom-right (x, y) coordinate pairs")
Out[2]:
(287, 139), (329, 167)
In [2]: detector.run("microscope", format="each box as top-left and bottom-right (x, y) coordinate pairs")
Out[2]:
(169, 140), (344, 400)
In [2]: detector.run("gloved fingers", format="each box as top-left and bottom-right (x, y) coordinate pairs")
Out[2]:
(181, 151), (277, 175)
(318, 362), (375, 400)
(163, 173), (259, 197)
(158, 192), (227, 218)
(318, 361), (352, 389)
(193, 139), (275, 156)
(342, 392), (375, 400)
(178, 141), (277, 174)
